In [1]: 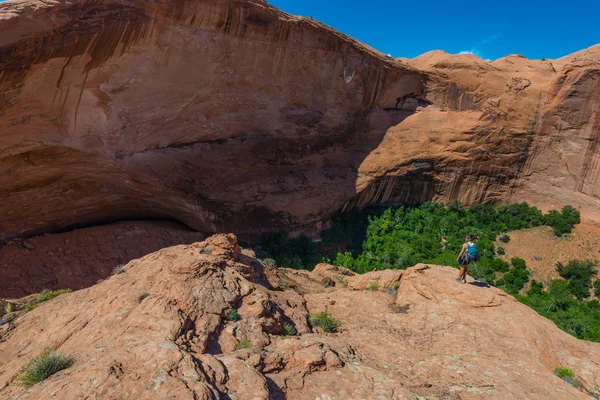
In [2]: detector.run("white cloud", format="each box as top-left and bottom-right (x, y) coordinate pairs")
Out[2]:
(459, 49), (481, 57)
(481, 34), (501, 45)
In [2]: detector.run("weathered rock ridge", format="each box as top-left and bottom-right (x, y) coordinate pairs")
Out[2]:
(1, 0), (600, 240)
(1, 235), (600, 399)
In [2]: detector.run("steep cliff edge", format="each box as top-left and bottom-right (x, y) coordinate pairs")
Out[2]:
(1, 0), (600, 242)
(1, 236), (600, 399)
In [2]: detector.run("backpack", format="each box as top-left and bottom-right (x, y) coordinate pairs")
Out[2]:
(466, 242), (480, 262)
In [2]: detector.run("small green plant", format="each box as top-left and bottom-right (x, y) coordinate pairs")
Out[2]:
(594, 279), (600, 297)
(336, 276), (349, 288)
(309, 311), (341, 333)
(392, 281), (400, 290)
(367, 281), (380, 291)
(554, 366), (580, 388)
(18, 349), (74, 387)
(138, 292), (149, 302)
(496, 246), (505, 255)
(499, 234), (511, 243)
(22, 304), (37, 312)
(4, 301), (13, 314)
(38, 289), (72, 303)
(281, 322), (297, 338)
(235, 338), (252, 350)
(112, 264), (126, 275)
(227, 309), (240, 321)
(280, 281), (290, 290)
(554, 366), (574, 379)
(262, 258), (277, 268)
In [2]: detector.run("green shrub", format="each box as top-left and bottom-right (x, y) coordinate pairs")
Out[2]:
(518, 279), (600, 342)
(511, 257), (527, 270)
(309, 311), (341, 333)
(138, 292), (149, 302)
(499, 234), (511, 243)
(528, 280), (545, 296)
(235, 339), (252, 350)
(544, 206), (581, 236)
(262, 258), (277, 268)
(18, 349), (74, 387)
(594, 280), (600, 297)
(4, 301), (13, 314)
(496, 246), (505, 255)
(281, 322), (297, 337)
(367, 281), (380, 291)
(22, 304), (37, 312)
(20, 289), (72, 313)
(227, 309), (240, 321)
(556, 259), (597, 299)
(554, 366), (580, 388)
(38, 289), (72, 303)
(554, 366), (574, 379)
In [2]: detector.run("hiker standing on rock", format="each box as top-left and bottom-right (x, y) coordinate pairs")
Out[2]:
(456, 234), (479, 284)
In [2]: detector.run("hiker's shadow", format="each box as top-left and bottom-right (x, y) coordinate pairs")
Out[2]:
(469, 281), (491, 288)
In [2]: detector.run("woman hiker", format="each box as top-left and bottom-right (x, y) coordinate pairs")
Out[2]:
(456, 234), (478, 284)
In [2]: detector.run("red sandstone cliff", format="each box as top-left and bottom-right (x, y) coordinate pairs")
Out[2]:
(0, 0), (599, 241)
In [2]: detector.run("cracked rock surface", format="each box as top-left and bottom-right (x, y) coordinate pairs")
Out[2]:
(1, 236), (600, 399)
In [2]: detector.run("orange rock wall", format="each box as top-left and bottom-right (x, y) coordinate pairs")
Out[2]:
(1, 0), (599, 241)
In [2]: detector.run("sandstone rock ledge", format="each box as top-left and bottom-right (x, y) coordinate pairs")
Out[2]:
(1, 235), (600, 399)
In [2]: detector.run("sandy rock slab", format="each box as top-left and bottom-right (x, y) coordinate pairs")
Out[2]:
(2, 238), (600, 399)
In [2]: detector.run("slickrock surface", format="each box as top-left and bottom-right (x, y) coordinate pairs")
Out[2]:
(0, 220), (205, 298)
(1, 236), (600, 399)
(1, 0), (599, 242)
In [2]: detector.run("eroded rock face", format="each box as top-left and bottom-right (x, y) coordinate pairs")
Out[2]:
(0, 220), (205, 298)
(0, 0), (426, 241)
(1, 0), (600, 241)
(1, 237), (600, 399)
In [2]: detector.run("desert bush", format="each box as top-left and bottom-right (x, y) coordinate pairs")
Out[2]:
(496, 246), (505, 255)
(18, 349), (74, 387)
(554, 366), (574, 379)
(511, 257), (527, 270)
(554, 366), (580, 388)
(262, 258), (277, 268)
(112, 264), (126, 275)
(367, 281), (380, 291)
(544, 206), (581, 236)
(138, 292), (149, 302)
(309, 311), (341, 333)
(595, 280), (600, 297)
(20, 289), (72, 313)
(22, 304), (37, 312)
(518, 279), (600, 342)
(4, 301), (13, 314)
(499, 234), (511, 243)
(38, 289), (72, 303)
(235, 339), (252, 350)
(281, 322), (297, 337)
(227, 309), (240, 321)
(556, 259), (597, 299)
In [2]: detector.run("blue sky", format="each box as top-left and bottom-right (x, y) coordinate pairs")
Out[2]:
(269, 0), (600, 60)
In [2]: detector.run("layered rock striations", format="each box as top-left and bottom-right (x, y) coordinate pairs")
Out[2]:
(1, 236), (600, 399)
(1, 0), (600, 241)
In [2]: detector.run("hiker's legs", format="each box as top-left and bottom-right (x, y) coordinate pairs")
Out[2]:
(459, 265), (468, 279)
